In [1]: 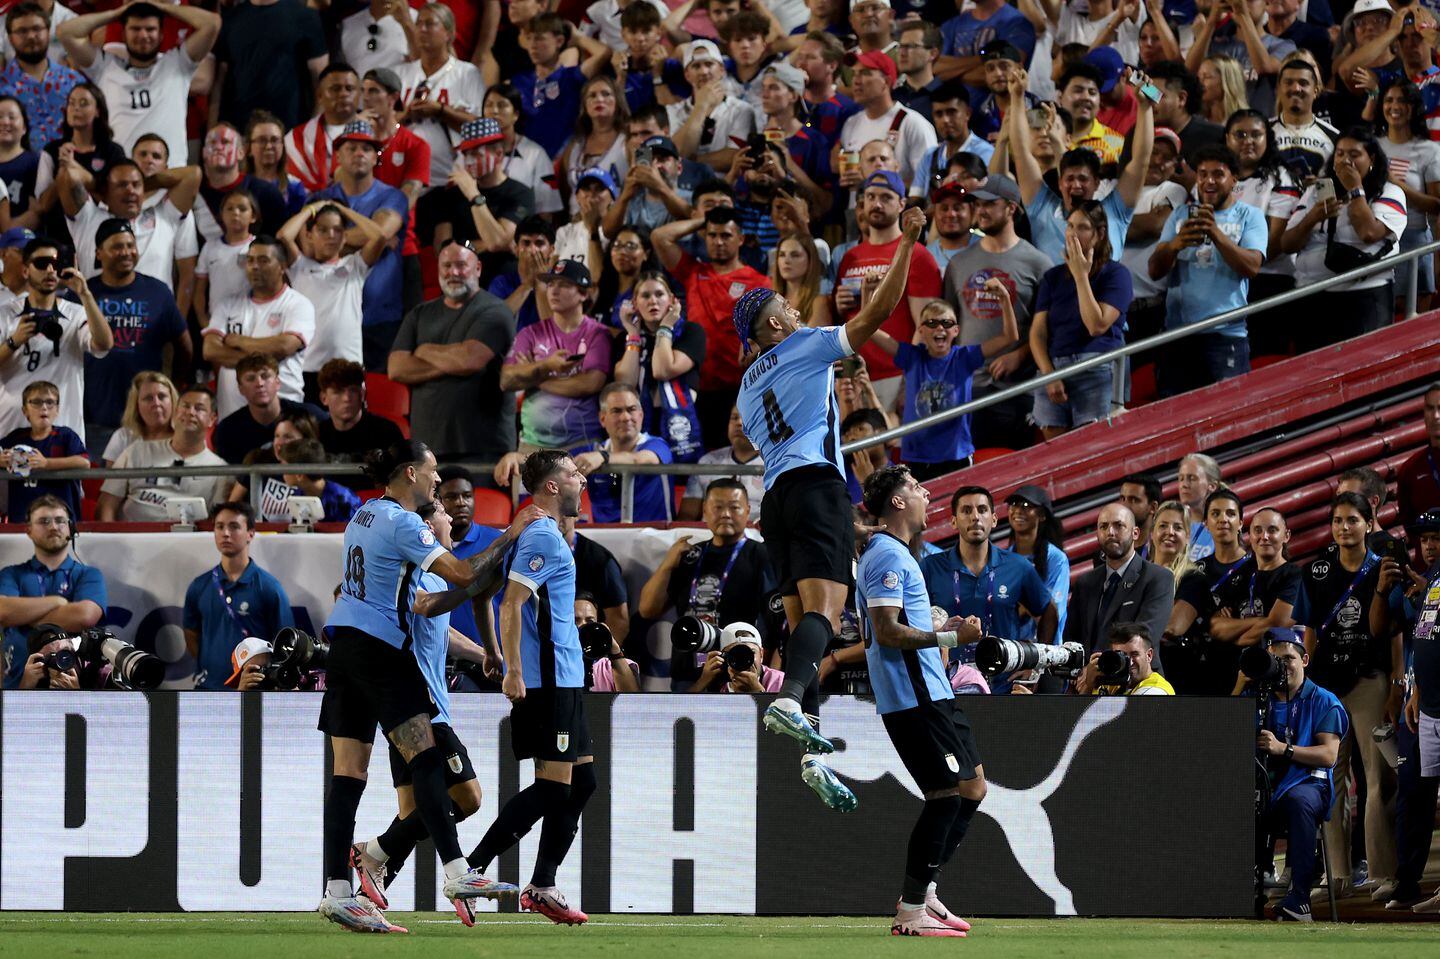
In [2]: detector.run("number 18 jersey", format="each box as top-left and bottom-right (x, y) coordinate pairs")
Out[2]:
(737, 325), (852, 490)
(326, 497), (448, 650)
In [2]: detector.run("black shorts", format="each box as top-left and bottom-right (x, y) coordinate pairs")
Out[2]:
(510, 687), (591, 763)
(760, 464), (855, 594)
(882, 697), (982, 795)
(317, 626), (438, 742)
(388, 722), (476, 788)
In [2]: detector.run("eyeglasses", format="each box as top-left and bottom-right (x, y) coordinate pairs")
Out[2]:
(920, 318), (957, 329)
(1229, 129), (1265, 141)
(611, 241), (644, 252)
(25, 398), (58, 409)
(367, 23), (379, 52)
(31, 516), (69, 528)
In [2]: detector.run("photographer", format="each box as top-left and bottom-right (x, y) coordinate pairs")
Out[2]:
(224, 637), (273, 691)
(689, 623), (784, 693)
(577, 593), (639, 693)
(181, 501), (294, 690)
(0, 495), (105, 689)
(637, 478), (775, 686)
(1255, 629), (1347, 923)
(1074, 623), (1175, 696)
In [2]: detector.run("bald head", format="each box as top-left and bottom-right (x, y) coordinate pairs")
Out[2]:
(438, 242), (480, 301)
(1097, 502), (1137, 562)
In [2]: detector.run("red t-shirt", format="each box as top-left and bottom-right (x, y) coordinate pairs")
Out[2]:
(1398, 445), (1440, 531)
(1097, 87), (1138, 137)
(670, 252), (772, 391)
(376, 125), (430, 257)
(835, 237), (942, 381)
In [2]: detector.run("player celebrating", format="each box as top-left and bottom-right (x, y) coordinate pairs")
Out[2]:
(317, 440), (532, 933)
(462, 449), (595, 926)
(732, 203), (926, 809)
(859, 465), (987, 938)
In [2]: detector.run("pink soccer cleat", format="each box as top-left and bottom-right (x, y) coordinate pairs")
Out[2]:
(520, 884), (589, 925)
(452, 894), (476, 927)
(925, 891), (972, 932)
(350, 843), (389, 911)
(891, 905), (966, 938)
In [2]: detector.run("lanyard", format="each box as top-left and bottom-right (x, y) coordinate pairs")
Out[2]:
(1319, 552), (1378, 636)
(1209, 555), (1250, 602)
(1428, 449), (1440, 491)
(34, 566), (69, 597)
(689, 539), (746, 614)
(212, 567), (252, 633)
(953, 566), (996, 635)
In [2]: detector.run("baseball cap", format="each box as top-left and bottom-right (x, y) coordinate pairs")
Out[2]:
(225, 637), (273, 687)
(1350, 0), (1393, 17)
(930, 182), (970, 204)
(457, 116), (504, 152)
(861, 169), (905, 197)
(1006, 484), (1054, 515)
(95, 217), (135, 247)
(967, 173), (1022, 204)
(364, 67), (403, 95)
(981, 41), (1024, 64)
(722, 622), (763, 648)
(853, 50), (898, 87)
(1082, 46), (1124, 94)
(852, 0), (892, 8)
(576, 166), (619, 199)
(332, 119), (383, 148)
(0, 226), (36, 250)
(1412, 508), (1440, 534)
(542, 258), (592, 289)
(641, 134), (679, 158)
(1154, 126), (1182, 155)
(684, 39), (722, 66)
(1263, 627), (1306, 650)
(762, 61), (806, 95)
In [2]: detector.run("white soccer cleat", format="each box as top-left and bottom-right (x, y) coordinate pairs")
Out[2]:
(318, 893), (407, 933)
(349, 843), (389, 911)
(442, 867), (520, 901)
(891, 904), (966, 937)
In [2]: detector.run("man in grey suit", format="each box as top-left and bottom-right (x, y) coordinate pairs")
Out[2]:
(1066, 503), (1175, 670)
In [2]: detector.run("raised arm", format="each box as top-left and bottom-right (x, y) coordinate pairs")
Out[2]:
(868, 603), (982, 650)
(56, 5), (127, 69)
(167, 3), (222, 62)
(1007, 69), (1045, 206)
(652, 215), (701, 270)
(843, 206), (925, 350)
(1116, 70), (1155, 209)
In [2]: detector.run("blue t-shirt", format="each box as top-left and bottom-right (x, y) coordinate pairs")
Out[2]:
(515, 65), (588, 158)
(182, 560), (294, 690)
(0, 556), (107, 688)
(1189, 522), (1215, 561)
(1027, 186), (1135, 268)
(941, 6), (1037, 62)
(738, 324), (850, 490)
(859, 531), (954, 714)
(1, 426), (85, 520)
(1016, 541), (1070, 643)
(83, 273), (185, 429)
(327, 497), (448, 649)
(1265, 678), (1347, 804)
(574, 432), (674, 522)
(807, 92), (860, 148)
(1035, 260), (1134, 356)
(918, 543), (1053, 694)
(893, 342), (984, 464)
(408, 569), (453, 725)
(311, 180), (408, 328)
(505, 517), (583, 688)
(448, 520), (503, 645)
(0, 150), (40, 217)
(487, 272), (540, 331)
(1159, 200), (1268, 337)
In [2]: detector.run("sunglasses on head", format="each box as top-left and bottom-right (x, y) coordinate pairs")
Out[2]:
(920, 317), (957, 329)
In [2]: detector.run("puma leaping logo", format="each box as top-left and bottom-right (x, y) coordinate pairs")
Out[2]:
(822, 697), (1128, 915)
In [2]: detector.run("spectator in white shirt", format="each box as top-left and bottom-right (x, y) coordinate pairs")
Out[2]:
(836, 50), (937, 191)
(341, 0), (419, 77)
(95, 384), (229, 522)
(668, 39), (756, 171)
(394, 2), (485, 186)
(194, 189), (257, 335)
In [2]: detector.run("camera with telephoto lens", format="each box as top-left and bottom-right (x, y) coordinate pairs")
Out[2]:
(1239, 645), (1287, 689)
(673, 615), (724, 655)
(723, 642), (755, 673)
(975, 636), (1087, 677)
(259, 627), (328, 690)
(579, 621), (613, 660)
(30, 624), (164, 689)
(1095, 649), (1132, 686)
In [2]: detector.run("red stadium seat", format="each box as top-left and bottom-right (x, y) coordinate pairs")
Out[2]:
(971, 447), (1014, 464)
(364, 373), (410, 438)
(1250, 354), (1290, 370)
(80, 477), (103, 521)
(472, 488), (512, 526)
(355, 488), (384, 503)
(1130, 362), (1158, 407)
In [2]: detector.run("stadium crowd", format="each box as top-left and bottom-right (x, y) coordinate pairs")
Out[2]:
(0, 0), (1439, 918)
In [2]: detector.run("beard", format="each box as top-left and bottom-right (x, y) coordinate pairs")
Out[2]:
(15, 46), (46, 66)
(440, 278), (478, 300)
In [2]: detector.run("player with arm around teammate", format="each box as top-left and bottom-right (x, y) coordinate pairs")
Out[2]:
(732, 203), (926, 810)
(859, 464), (987, 938)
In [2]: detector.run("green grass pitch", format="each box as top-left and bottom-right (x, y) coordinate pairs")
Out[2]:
(0, 914), (1435, 958)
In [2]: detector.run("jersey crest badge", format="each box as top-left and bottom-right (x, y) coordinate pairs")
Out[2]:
(420, 529), (435, 546)
(529, 555), (545, 572)
(391, 151), (404, 166)
(728, 281), (746, 299)
(267, 313), (282, 328)
(447, 753), (464, 775)
(944, 753), (959, 773)
(882, 571), (899, 589)
(556, 732), (570, 752)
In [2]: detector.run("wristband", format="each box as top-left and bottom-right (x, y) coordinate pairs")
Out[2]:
(4, 337), (17, 350)
(625, 335), (642, 346)
(1283, 743), (1295, 760)
(655, 326), (675, 338)
(1347, 188), (1364, 201)
(936, 631), (959, 648)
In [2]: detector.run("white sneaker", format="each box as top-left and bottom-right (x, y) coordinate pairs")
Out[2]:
(318, 894), (406, 933)
(1413, 890), (1440, 914)
(891, 905), (965, 937)
(349, 843), (389, 911)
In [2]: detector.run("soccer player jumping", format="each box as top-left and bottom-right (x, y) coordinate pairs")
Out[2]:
(733, 204), (926, 810)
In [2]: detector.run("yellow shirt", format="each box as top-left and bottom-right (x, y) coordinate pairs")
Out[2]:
(1068, 118), (1124, 166)
(1095, 671), (1176, 696)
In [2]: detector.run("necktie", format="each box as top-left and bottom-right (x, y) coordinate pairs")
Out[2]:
(1096, 570), (1121, 635)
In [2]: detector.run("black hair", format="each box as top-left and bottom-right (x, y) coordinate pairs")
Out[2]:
(1202, 487), (1244, 518)
(1057, 62), (1103, 95)
(861, 464), (913, 519)
(318, 62), (360, 83)
(248, 233), (285, 257)
(1191, 143), (1240, 175)
(484, 81), (525, 132)
(930, 80), (971, 107)
(949, 484), (994, 514)
(1058, 148), (1102, 178)
(1120, 473), (1164, 508)
(209, 500), (256, 529)
(705, 477), (749, 500)
(692, 178), (734, 202)
(1328, 125), (1389, 201)
(416, 500), (438, 522)
(362, 440), (431, 487)
(1379, 80), (1429, 140)
(521, 448), (570, 493)
(840, 407), (887, 435)
(515, 215), (557, 244)
(1107, 621), (1153, 649)
(1223, 109), (1287, 181)
(704, 206), (742, 227)
(5, 2), (48, 32)
(1330, 490), (1375, 526)
(438, 465), (475, 488)
(1149, 60), (1201, 116)
(60, 81), (114, 149)
(22, 235), (61, 260)
(946, 151), (987, 180)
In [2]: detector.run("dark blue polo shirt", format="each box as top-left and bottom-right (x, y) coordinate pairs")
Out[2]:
(448, 520), (503, 645)
(182, 560), (293, 689)
(0, 555), (107, 688)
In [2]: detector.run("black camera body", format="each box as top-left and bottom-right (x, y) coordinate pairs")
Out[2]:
(579, 621), (613, 660)
(259, 627), (329, 690)
(1095, 649), (1131, 687)
(29, 624), (164, 689)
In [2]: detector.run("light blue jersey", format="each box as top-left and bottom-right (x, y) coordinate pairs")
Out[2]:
(327, 497), (448, 650)
(505, 517), (584, 688)
(737, 324), (851, 490)
(859, 532), (955, 714)
(409, 570), (452, 726)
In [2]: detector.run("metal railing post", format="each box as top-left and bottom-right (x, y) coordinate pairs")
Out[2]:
(1407, 251), (1421, 320)
(620, 472), (635, 523)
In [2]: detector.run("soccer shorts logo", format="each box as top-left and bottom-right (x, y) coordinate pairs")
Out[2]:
(556, 732), (570, 752)
(447, 753), (464, 775)
(530, 555), (545, 572)
(944, 753), (960, 773)
(882, 571), (899, 589)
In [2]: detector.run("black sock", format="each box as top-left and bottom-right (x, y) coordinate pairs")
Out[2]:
(378, 797), (475, 872)
(468, 779), (570, 871)
(902, 796), (962, 903)
(532, 764), (597, 887)
(800, 674), (821, 723)
(780, 612), (832, 705)
(324, 775), (367, 887)
(939, 796), (982, 868)
(408, 747), (462, 863)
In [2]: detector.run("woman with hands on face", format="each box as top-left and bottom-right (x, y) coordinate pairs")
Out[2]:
(612, 270), (708, 462)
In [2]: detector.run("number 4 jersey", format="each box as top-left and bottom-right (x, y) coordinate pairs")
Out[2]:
(737, 324), (852, 490)
(327, 497), (448, 650)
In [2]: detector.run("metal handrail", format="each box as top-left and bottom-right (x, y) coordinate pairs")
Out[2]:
(839, 236), (1440, 455)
